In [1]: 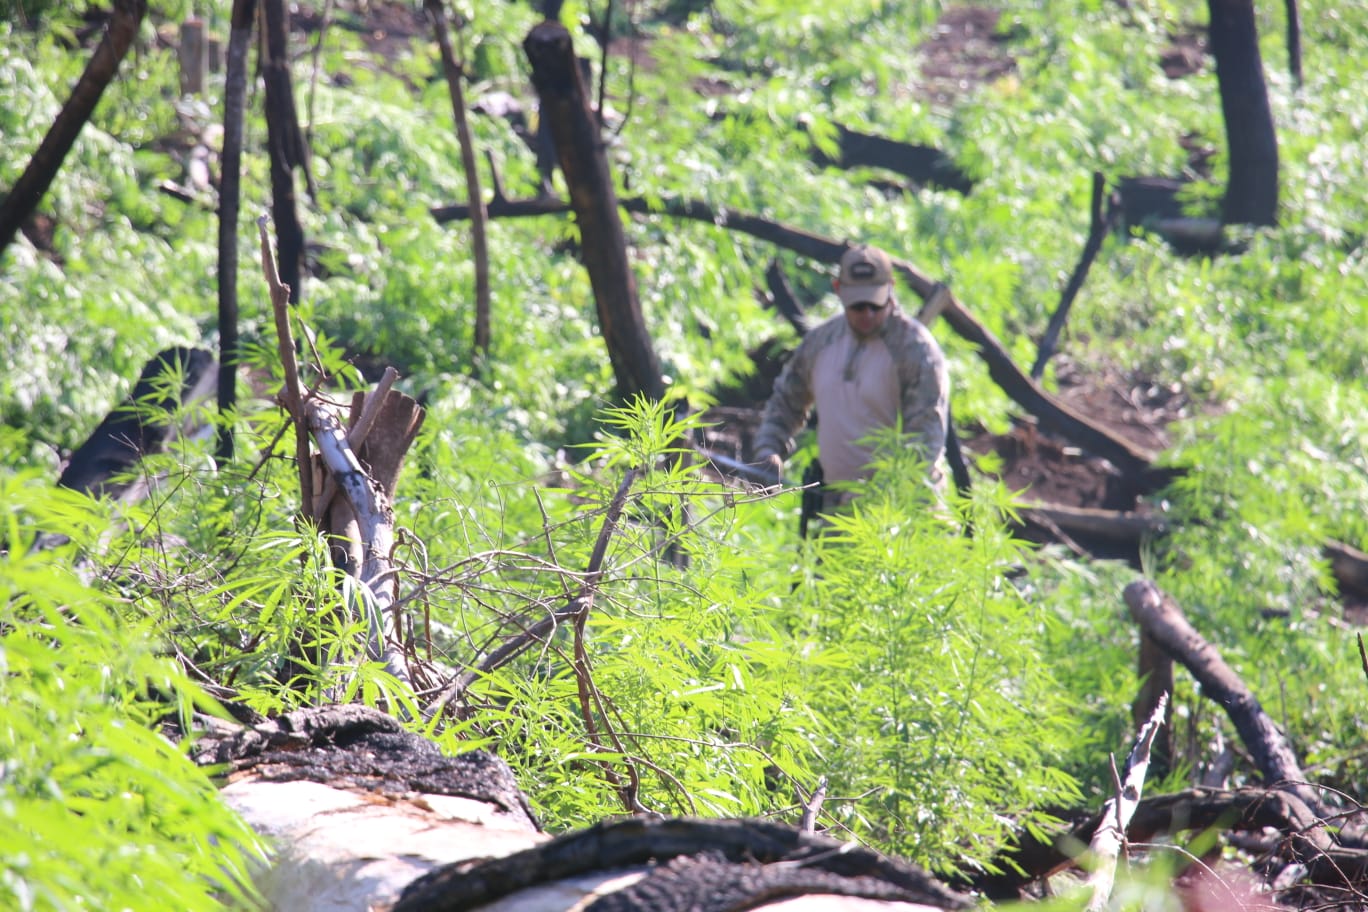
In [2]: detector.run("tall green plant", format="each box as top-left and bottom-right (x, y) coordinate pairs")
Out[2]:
(0, 473), (265, 911)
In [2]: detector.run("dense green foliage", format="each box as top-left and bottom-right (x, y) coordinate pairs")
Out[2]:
(2, 0), (1366, 906)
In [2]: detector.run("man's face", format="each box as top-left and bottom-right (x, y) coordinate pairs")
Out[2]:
(836, 280), (892, 338)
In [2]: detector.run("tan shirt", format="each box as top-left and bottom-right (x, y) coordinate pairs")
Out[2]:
(754, 302), (949, 488)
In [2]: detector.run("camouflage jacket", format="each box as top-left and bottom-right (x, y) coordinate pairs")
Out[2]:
(753, 301), (949, 489)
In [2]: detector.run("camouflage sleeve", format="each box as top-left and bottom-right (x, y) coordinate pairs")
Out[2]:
(894, 320), (950, 467)
(752, 340), (816, 461)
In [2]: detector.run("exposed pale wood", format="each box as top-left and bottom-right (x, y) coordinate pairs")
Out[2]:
(1085, 694), (1167, 911)
(1123, 579), (1328, 816)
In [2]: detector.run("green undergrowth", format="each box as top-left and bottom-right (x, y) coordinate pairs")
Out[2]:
(3, 0), (1367, 901)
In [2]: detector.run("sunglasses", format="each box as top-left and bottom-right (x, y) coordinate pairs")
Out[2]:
(846, 301), (887, 314)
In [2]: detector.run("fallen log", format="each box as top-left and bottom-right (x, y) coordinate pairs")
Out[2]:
(1017, 501), (1167, 550)
(188, 704), (543, 912)
(394, 815), (974, 912)
(1325, 539), (1368, 600)
(808, 121), (972, 195)
(190, 703), (974, 912)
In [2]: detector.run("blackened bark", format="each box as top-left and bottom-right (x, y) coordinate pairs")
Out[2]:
(57, 347), (217, 500)
(261, 0), (309, 302)
(1032, 171), (1114, 380)
(216, 0), (257, 462)
(812, 123), (973, 195)
(1123, 579), (1327, 816)
(0, 0), (147, 260)
(432, 192), (1159, 479)
(1208, 0), (1279, 226)
(524, 21), (664, 404)
(1285, 0), (1303, 88)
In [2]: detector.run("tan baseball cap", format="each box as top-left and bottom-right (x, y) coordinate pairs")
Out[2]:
(836, 244), (894, 307)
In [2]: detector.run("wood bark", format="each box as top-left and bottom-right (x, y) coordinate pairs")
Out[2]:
(261, 0), (309, 302)
(810, 121), (973, 195)
(762, 258), (810, 337)
(523, 21), (665, 404)
(1123, 579), (1328, 816)
(1325, 539), (1368, 600)
(258, 220), (422, 687)
(1284, 0), (1303, 88)
(432, 194), (1158, 479)
(1208, 0), (1279, 226)
(426, 0), (492, 363)
(0, 0), (148, 260)
(394, 815), (973, 912)
(216, 0), (258, 462)
(1033, 171), (1114, 380)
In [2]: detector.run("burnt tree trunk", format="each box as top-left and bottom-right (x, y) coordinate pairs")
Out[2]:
(261, 0), (309, 302)
(1208, 0), (1279, 226)
(216, 0), (258, 462)
(523, 20), (664, 404)
(0, 0), (147, 260)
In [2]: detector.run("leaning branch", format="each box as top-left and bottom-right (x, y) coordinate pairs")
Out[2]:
(1123, 578), (1330, 817)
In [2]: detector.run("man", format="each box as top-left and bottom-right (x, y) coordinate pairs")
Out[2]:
(753, 243), (950, 515)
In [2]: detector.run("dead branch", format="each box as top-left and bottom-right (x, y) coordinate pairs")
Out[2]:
(1326, 539), (1368, 600)
(763, 258), (810, 337)
(1033, 171), (1117, 380)
(1124, 579), (1331, 818)
(1085, 694), (1168, 911)
(425, 0), (491, 362)
(422, 466), (642, 721)
(258, 215), (314, 519)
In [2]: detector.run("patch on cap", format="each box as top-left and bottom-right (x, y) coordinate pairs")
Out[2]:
(837, 244), (894, 307)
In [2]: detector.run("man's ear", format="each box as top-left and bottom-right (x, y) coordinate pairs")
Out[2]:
(832, 278), (841, 292)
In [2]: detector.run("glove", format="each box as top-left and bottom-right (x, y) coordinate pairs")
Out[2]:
(755, 451), (783, 481)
